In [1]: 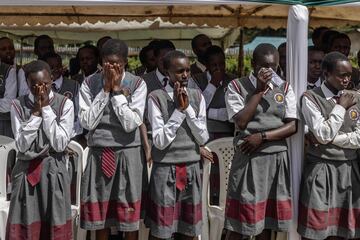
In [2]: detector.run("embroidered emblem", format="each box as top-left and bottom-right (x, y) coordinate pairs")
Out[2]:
(349, 109), (359, 121)
(63, 91), (73, 99)
(274, 93), (284, 104)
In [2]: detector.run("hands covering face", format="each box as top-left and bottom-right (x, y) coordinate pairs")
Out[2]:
(174, 81), (189, 111)
(103, 62), (124, 93)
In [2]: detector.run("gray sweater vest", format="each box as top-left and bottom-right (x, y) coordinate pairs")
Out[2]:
(149, 88), (201, 163)
(87, 71), (142, 147)
(142, 70), (163, 95)
(0, 63), (12, 120)
(56, 78), (79, 102)
(304, 87), (360, 161)
(233, 77), (289, 153)
(13, 93), (67, 160)
(193, 72), (235, 133)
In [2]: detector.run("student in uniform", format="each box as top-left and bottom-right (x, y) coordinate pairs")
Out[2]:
(135, 45), (157, 76)
(73, 45), (100, 84)
(312, 27), (330, 49)
(277, 42), (286, 80)
(307, 46), (325, 90)
(0, 56), (17, 137)
(34, 35), (55, 61)
(189, 45), (235, 140)
(79, 39), (147, 240)
(224, 43), (298, 240)
(43, 52), (81, 137)
(329, 33), (360, 88)
(298, 52), (360, 240)
(6, 60), (74, 239)
(146, 50), (209, 240)
(190, 34), (212, 76)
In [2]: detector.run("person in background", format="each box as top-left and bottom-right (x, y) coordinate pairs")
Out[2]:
(312, 27), (329, 49)
(7, 60), (74, 240)
(321, 30), (339, 54)
(34, 35), (55, 61)
(190, 34), (212, 76)
(224, 43), (298, 240)
(298, 51), (360, 240)
(0, 46), (17, 137)
(277, 42), (286, 80)
(73, 45), (100, 84)
(43, 52), (81, 137)
(135, 44), (157, 76)
(307, 46), (325, 90)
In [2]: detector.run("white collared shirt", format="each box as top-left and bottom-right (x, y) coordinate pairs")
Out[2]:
(188, 71), (228, 122)
(53, 76), (63, 91)
(11, 90), (74, 153)
(307, 78), (322, 89)
(226, 72), (298, 121)
(0, 67), (17, 113)
(147, 83), (209, 150)
(302, 82), (360, 148)
(155, 68), (168, 86)
(79, 72), (147, 133)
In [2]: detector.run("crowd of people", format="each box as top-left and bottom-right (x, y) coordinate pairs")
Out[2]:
(1, 27), (360, 240)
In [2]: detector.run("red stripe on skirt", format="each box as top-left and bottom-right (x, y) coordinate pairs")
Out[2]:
(299, 203), (360, 230)
(81, 200), (141, 223)
(226, 198), (292, 224)
(149, 199), (202, 227)
(6, 220), (72, 240)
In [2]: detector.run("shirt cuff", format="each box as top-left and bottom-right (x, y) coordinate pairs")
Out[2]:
(27, 114), (42, 129)
(333, 104), (346, 117)
(111, 94), (128, 107)
(204, 83), (217, 94)
(183, 104), (197, 118)
(208, 108), (217, 120)
(171, 108), (186, 123)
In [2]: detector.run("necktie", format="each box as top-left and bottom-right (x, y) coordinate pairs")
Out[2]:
(101, 147), (116, 178)
(307, 84), (315, 90)
(176, 163), (187, 191)
(27, 158), (43, 187)
(163, 77), (168, 87)
(52, 83), (58, 92)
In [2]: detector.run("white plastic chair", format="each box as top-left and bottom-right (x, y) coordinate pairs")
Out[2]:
(204, 137), (234, 240)
(67, 140), (87, 240)
(0, 136), (17, 240)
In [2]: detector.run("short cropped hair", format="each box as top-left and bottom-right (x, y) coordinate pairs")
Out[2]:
(163, 50), (187, 70)
(153, 40), (175, 57)
(321, 51), (348, 73)
(253, 43), (278, 63)
(204, 45), (225, 64)
(100, 39), (128, 60)
(24, 60), (51, 80)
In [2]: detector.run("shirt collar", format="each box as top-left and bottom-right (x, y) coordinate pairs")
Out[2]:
(28, 90), (54, 103)
(308, 78), (321, 88)
(53, 76), (63, 90)
(321, 82), (340, 100)
(206, 71), (211, 82)
(156, 68), (168, 86)
(195, 60), (207, 72)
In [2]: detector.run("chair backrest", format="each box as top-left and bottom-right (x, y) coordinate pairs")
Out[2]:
(0, 136), (17, 200)
(83, 147), (89, 173)
(205, 137), (234, 209)
(67, 141), (84, 209)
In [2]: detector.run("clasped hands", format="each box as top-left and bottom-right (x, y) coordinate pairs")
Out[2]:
(31, 83), (50, 116)
(103, 62), (129, 96)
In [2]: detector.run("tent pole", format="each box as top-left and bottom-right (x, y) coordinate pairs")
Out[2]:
(237, 27), (244, 78)
(20, 37), (23, 67)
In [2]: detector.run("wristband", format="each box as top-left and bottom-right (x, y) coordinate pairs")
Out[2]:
(261, 131), (267, 142)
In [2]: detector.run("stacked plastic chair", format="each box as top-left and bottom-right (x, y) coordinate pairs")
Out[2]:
(0, 136), (17, 240)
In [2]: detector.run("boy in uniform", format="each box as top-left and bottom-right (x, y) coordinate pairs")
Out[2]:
(79, 39), (147, 240)
(146, 50), (209, 239)
(7, 60), (74, 239)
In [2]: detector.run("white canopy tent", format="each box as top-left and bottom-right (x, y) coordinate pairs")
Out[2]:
(0, 1), (359, 240)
